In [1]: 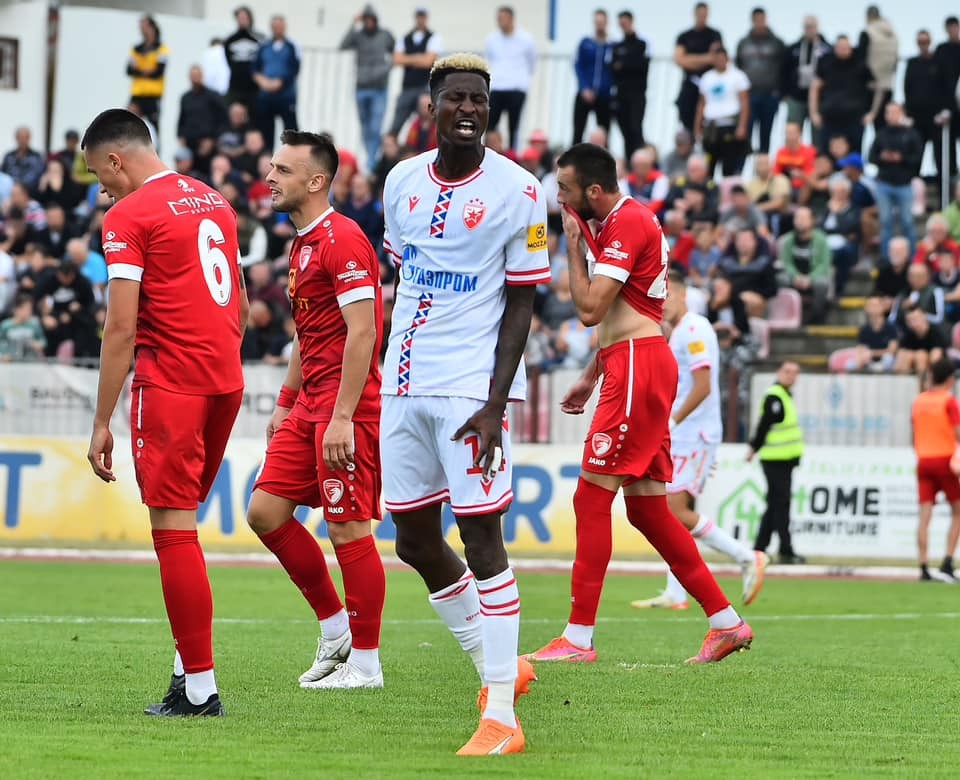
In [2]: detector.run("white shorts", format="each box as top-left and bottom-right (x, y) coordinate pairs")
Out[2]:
(667, 440), (719, 498)
(380, 394), (514, 516)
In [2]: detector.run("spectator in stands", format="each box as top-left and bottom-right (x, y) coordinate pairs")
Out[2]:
(0, 242), (13, 315)
(30, 205), (76, 260)
(246, 261), (288, 311)
(778, 206), (832, 323)
(934, 248), (960, 322)
(620, 148), (668, 215)
(263, 315), (297, 366)
(890, 262), (945, 328)
(851, 295), (898, 372)
(774, 121), (816, 193)
(695, 45), (750, 177)
(946, 180), (960, 242)
(373, 133), (402, 196)
(237, 209), (267, 267)
(253, 15), (300, 151)
(389, 8), (443, 138)
(663, 209), (695, 267)
(677, 183), (719, 229)
(674, 2), (723, 133)
(540, 267), (577, 333)
(485, 6), (538, 151)
(178, 64), (228, 163)
(341, 174), (385, 253)
(65, 237), (107, 303)
(234, 129), (266, 182)
(340, 6), (395, 167)
(707, 273), (759, 422)
(662, 129), (694, 182)
(669, 154), (719, 214)
(54, 129), (80, 175)
(524, 314), (555, 372)
(34, 259), (97, 358)
(782, 16), (831, 138)
(717, 227), (777, 316)
(172, 147), (204, 181)
(874, 236), (911, 307)
(224, 6), (265, 114)
(0, 209), (29, 257)
(934, 16), (960, 183)
(124, 101), (158, 148)
(746, 153), (792, 235)
(819, 177), (861, 294)
(895, 304), (946, 378)
(869, 101), (922, 256)
(8, 183), (46, 231)
(837, 152), (877, 210)
(554, 314), (598, 370)
(127, 16), (169, 129)
(1, 127), (44, 195)
(403, 93), (438, 153)
(720, 184), (768, 237)
(209, 154), (247, 196)
(0, 294), (45, 360)
(201, 38), (230, 96)
(36, 157), (83, 213)
(241, 299), (283, 361)
(688, 224), (721, 287)
(857, 6), (899, 130)
(572, 9), (613, 144)
(914, 214), (960, 270)
(905, 30), (950, 195)
(0, 170), (13, 206)
(736, 7), (785, 154)
(217, 103), (252, 159)
(809, 35), (880, 154)
(610, 10), (651, 156)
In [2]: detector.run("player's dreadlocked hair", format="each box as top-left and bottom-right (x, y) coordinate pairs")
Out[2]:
(428, 53), (491, 101)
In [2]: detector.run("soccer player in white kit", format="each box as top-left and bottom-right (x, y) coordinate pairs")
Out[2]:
(632, 269), (768, 610)
(380, 54), (549, 756)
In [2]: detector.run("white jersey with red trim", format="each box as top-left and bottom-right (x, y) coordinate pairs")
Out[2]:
(670, 311), (722, 443)
(381, 150), (551, 401)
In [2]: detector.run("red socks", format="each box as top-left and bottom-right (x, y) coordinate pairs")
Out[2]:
(334, 535), (385, 650)
(569, 478), (616, 626)
(152, 529), (214, 674)
(624, 494), (730, 616)
(259, 518), (343, 621)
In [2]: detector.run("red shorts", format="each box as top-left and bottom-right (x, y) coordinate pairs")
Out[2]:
(582, 336), (677, 482)
(254, 407), (382, 522)
(917, 456), (960, 503)
(131, 385), (242, 510)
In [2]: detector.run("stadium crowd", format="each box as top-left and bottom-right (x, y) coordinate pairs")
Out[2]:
(4, 2), (960, 405)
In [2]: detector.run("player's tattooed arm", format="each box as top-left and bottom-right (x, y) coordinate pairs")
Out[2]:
(453, 284), (536, 476)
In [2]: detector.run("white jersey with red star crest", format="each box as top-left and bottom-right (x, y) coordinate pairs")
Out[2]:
(670, 310), (722, 444)
(381, 150), (551, 401)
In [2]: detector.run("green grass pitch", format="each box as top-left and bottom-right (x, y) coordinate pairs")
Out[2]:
(1, 560), (958, 778)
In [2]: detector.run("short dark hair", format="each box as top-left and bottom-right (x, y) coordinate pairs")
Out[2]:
(81, 108), (152, 151)
(752, 7), (765, 17)
(13, 292), (33, 309)
(141, 15), (161, 44)
(594, 8), (607, 16)
(931, 357), (956, 385)
(498, 6), (514, 16)
(618, 10), (633, 20)
(948, 16), (960, 27)
(279, 129), (339, 178)
(234, 5), (253, 19)
(730, 184), (747, 195)
(668, 267), (686, 287)
(556, 143), (619, 193)
(695, 2), (708, 11)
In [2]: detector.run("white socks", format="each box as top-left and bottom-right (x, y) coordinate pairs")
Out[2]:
(708, 606), (741, 630)
(562, 623), (594, 650)
(429, 570), (484, 679)
(476, 568), (520, 728)
(173, 651), (184, 677)
(348, 647), (380, 677)
(320, 608), (350, 641)
(185, 669), (217, 705)
(691, 515), (753, 565)
(665, 569), (688, 603)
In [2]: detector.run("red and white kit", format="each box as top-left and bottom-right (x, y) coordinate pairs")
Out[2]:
(254, 207), (384, 522)
(103, 170), (244, 509)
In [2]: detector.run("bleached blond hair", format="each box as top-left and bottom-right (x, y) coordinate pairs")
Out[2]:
(429, 53), (491, 96)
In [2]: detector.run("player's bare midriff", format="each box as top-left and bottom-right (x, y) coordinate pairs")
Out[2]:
(597, 295), (662, 348)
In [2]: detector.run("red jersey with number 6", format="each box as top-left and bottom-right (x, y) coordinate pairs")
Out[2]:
(287, 207), (383, 423)
(591, 196), (668, 323)
(102, 170), (244, 395)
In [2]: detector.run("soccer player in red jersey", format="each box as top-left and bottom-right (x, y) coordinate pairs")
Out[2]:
(246, 130), (386, 688)
(525, 143), (753, 665)
(83, 109), (248, 716)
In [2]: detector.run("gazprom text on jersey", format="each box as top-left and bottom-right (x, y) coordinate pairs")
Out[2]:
(401, 260), (478, 293)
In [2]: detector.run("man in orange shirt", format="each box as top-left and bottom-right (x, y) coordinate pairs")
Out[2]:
(911, 357), (960, 582)
(773, 121), (816, 191)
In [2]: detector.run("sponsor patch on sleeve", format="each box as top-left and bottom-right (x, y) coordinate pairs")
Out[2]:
(526, 223), (548, 252)
(687, 340), (706, 355)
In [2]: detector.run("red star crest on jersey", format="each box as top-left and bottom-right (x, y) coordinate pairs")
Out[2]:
(298, 245), (313, 271)
(408, 195), (420, 212)
(462, 198), (486, 230)
(522, 184), (537, 202)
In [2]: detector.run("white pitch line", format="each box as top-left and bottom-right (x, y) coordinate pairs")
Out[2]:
(0, 547), (926, 580)
(1, 612), (958, 627)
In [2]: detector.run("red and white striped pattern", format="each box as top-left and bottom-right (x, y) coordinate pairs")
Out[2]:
(478, 574), (520, 618)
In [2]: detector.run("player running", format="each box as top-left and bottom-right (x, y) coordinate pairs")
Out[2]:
(84, 109), (248, 716)
(525, 143), (753, 666)
(246, 131), (386, 688)
(380, 53), (548, 755)
(630, 269), (768, 610)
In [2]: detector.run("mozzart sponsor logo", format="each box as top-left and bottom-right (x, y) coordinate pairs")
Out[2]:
(167, 192), (227, 216)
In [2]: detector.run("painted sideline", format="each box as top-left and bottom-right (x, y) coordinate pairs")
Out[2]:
(0, 546), (925, 581)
